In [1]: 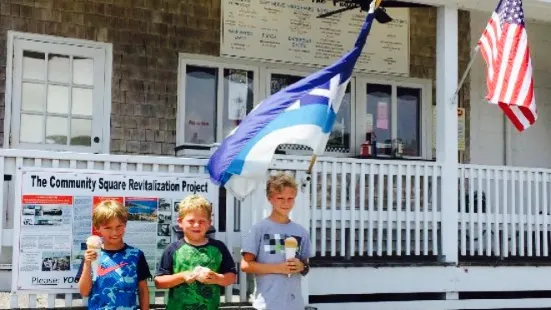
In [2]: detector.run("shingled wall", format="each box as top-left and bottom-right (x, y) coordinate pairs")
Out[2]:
(0, 1), (471, 159)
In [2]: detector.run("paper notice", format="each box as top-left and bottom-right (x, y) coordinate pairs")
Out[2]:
(376, 101), (389, 130)
(227, 70), (248, 121)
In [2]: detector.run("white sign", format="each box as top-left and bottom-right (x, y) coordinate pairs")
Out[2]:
(221, 0), (410, 76)
(13, 168), (217, 292)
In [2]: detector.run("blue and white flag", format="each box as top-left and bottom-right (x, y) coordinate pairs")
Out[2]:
(207, 2), (379, 199)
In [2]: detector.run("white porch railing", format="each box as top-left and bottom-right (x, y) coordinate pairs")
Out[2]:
(2, 150), (551, 308)
(305, 157), (442, 258)
(459, 164), (551, 258)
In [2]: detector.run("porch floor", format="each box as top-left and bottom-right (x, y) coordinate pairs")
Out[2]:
(310, 254), (551, 267)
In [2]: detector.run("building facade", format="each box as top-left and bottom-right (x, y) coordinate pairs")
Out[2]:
(0, 0), (471, 158)
(3, 0), (551, 309)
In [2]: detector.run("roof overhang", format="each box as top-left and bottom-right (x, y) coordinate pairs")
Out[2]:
(397, 0), (551, 22)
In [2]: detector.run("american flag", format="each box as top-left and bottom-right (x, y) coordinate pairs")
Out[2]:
(478, 0), (537, 131)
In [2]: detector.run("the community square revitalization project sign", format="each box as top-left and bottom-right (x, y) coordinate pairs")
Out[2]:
(12, 167), (217, 291)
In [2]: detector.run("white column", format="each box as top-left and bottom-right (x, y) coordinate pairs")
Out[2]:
(293, 171), (312, 306)
(436, 5), (459, 264)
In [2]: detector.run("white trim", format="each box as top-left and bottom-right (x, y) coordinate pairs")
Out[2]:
(102, 42), (113, 154)
(3, 32), (15, 149)
(4, 31), (113, 154)
(11, 158), (23, 292)
(177, 52), (432, 158)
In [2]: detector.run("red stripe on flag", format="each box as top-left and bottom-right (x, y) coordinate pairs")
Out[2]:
(477, 5), (537, 132)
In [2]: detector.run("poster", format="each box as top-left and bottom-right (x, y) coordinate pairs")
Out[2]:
(221, 0), (410, 75)
(376, 101), (389, 130)
(14, 168), (217, 291)
(431, 107), (466, 152)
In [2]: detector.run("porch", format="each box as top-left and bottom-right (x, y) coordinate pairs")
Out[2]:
(1, 0), (551, 308)
(1, 149), (551, 308)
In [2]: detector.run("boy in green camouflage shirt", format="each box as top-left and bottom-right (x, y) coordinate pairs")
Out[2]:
(154, 195), (236, 310)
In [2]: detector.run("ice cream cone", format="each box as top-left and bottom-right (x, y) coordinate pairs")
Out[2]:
(284, 237), (298, 278)
(86, 236), (103, 280)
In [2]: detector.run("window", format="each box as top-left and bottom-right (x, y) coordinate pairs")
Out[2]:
(5, 32), (112, 153)
(177, 54), (431, 158)
(268, 72), (353, 154)
(177, 58), (256, 147)
(364, 83), (425, 157)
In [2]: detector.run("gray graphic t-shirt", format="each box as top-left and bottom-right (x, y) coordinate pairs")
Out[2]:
(241, 218), (313, 310)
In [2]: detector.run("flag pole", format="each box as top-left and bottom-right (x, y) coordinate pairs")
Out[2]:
(307, 154), (317, 175)
(451, 45), (480, 104)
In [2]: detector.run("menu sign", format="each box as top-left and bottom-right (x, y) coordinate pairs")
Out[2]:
(221, 0), (410, 76)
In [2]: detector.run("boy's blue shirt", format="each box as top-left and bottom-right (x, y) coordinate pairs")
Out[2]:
(75, 244), (151, 310)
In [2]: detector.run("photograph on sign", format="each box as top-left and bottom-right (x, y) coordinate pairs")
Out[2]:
(13, 168), (218, 292)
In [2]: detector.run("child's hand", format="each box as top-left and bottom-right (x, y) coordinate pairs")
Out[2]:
(285, 258), (304, 274)
(83, 249), (98, 264)
(197, 270), (219, 284)
(181, 271), (197, 284)
(278, 261), (292, 275)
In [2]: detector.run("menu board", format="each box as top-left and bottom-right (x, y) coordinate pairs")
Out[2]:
(221, 0), (410, 76)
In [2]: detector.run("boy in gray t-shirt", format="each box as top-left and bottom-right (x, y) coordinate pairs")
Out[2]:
(241, 172), (313, 310)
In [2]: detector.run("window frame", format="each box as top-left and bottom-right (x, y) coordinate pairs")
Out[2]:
(177, 53), (260, 155)
(4, 31), (113, 153)
(177, 53), (432, 159)
(356, 77), (432, 159)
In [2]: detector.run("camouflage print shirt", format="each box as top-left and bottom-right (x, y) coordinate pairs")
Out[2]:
(156, 238), (237, 310)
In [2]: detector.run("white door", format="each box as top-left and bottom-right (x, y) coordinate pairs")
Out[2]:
(10, 36), (108, 153)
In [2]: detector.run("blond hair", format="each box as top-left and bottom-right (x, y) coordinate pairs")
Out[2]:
(266, 172), (298, 198)
(178, 194), (212, 219)
(92, 200), (128, 228)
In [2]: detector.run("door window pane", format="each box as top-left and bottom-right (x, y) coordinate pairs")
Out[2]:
(184, 66), (217, 144)
(48, 54), (70, 83)
(72, 88), (93, 116)
(46, 116), (68, 145)
(22, 51), (45, 81)
(367, 84), (392, 155)
(222, 69), (254, 139)
(326, 83), (351, 153)
(397, 87), (421, 156)
(73, 57), (94, 85)
(47, 85), (69, 114)
(20, 114), (44, 143)
(22, 83), (44, 112)
(70, 118), (92, 146)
